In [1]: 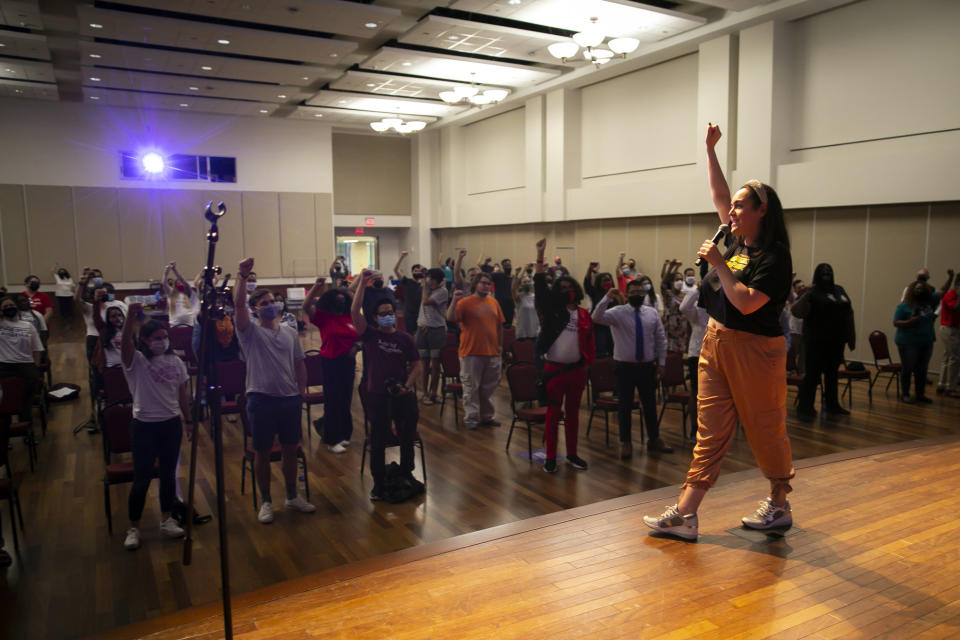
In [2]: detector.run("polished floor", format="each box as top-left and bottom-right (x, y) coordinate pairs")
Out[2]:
(0, 317), (958, 639)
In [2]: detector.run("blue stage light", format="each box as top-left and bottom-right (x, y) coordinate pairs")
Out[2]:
(141, 152), (165, 174)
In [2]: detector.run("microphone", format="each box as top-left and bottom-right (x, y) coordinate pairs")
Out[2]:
(695, 224), (730, 267)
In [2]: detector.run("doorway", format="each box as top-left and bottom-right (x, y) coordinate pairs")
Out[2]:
(336, 235), (378, 274)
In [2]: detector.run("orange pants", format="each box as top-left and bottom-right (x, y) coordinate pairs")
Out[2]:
(683, 324), (795, 499)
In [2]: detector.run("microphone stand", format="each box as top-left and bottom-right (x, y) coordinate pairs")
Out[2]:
(182, 201), (233, 639)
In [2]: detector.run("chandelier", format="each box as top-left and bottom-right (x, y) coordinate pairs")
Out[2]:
(439, 85), (510, 106)
(547, 17), (639, 67)
(370, 118), (427, 134)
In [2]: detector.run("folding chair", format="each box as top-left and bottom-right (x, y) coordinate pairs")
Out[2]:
(303, 350), (325, 443)
(0, 416), (25, 552)
(868, 330), (901, 398)
(0, 378), (37, 472)
(586, 358), (638, 447)
(657, 353), (691, 440)
(237, 393), (309, 510)
(357, 384), (427, 486)
(101, 404), (157, 535)
(438, 344), (463, 428)
(505, 363), (548, 460)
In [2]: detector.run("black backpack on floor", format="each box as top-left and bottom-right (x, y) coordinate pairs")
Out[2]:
(382, 462), (425, 504)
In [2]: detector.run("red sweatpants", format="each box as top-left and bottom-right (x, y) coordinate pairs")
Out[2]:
(544, 363), (587, 460)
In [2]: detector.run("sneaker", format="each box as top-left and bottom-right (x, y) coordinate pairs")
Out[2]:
(566, 455), (588, 470)
(647, 438), (674, 454)
(327, 443), (347, 454)
(339, 440), (351, 447)
(543, 458), (558, 474)
(370, 486), (384, 501)
(421, 396), (435, 406)
(284, 495), (316, 513)
(480, 418), (502, 427)
(901, 395), (915, 404)
(258, 501), (274, 524)
(159, 517), (185, 538)
(123, 527), (141, 550)
(643, 504), (699, 540)
(741, 497), (793, 530)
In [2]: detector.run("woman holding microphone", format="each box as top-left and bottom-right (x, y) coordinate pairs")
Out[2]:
(644, 124), (795, 540)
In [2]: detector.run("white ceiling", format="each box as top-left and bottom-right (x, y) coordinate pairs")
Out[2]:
(0, 0), (745, 132)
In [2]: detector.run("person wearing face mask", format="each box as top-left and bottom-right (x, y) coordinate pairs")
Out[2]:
(583, 261), (621, 359)
(894, 272), (953, 404)
(329, 255), (350, 289)
(790, 263), (856, 418)
(50, 264), (75, 319)
(681, 268), (698, 296)
(679, 278), (709, 436)
(0, 295), (44, 424)
(787, 279), (806, 374)
(937, 272), (960, 397)
(358, 270), (398, 326)
(394, 251), (424, 335)
(512, 266), (540, 341)
(547, 255), (569, 280)
(352, 269), (423, 501)
(616, 252), (635, 293)
(645, 124), (794, 540)
(235, 258), (315, 524)
(118, 304), (192, 550)
(93, 292), (126, 370)
(661, 268), (691, 356)
(533, 238), (595, 473)
(415, 268), (449, 405)
(304, 278), (359, 453)
(22, 275), (53, 326)
(479, 255), (517, 327)
(447, 270), (505, 429)
(593, 279), (670, 458)
(162, 262), (200, 327)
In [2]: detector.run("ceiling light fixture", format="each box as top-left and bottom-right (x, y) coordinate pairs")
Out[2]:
(89, 23), (103, 29)
(370, 118), (426, 134)
(179, 103), (188, 107)
(364, 22), (378, 29)
(259, 109), (269, 113)
(277, 94), (287, 99)
(546, 16), (638, 67)
(90, 76), (101, 82)
(189, 86), (199, 90)
(90, 96), (99, 100)
(217, 39), (230, 45)
(89, 53), (101, 59)
(201, 65), (212, 70)
(313, 113), (323, 118)
(439, 81), (509, 107)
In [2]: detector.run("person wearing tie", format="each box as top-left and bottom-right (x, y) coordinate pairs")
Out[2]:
(592, 278), (671, 459)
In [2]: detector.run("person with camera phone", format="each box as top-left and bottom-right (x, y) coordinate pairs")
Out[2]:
(352, 269), (423, 502)
(235, 257), (315, 524)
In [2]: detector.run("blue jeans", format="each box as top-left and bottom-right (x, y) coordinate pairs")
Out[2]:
(898, 343), (933, 398)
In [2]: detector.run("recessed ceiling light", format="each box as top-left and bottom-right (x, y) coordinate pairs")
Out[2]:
(179, 103), (188, 107)
(89, 23), (103, 29)
(90, 77), (101, 81)
(201, 65), (212, 71)
(448, 36), (459, 41)
(277, 94), (286, 98)
(259, 109), (268, 113)
(401, 61), (412, 66)
(508, 0), (522, 5)
(90, 96), (99, 100)
(366, 83), (376, 87)
(302, 76), (309, 80)
(89, 53), (101, 59)
(329, 53), (338, 58)
(14, 89), (22, 93)
(217, 39), (230, 45)
(338, 100), (347, 104)
(4, 69), (12, 73)
(364, 22), (378, 29)
(314, 113), (323, 118)
(189, 86), (199, 90)
(0, 43), (6, 47)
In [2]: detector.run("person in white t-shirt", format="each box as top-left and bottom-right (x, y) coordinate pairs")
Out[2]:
(163, 262), (200, 327)
(0, 295), (44, 422)
(93, 291), (125, 370)
(50, 265), (75, 319)
(119, 303), (192, 551)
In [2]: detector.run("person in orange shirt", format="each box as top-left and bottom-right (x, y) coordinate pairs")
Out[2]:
(446, 271), (504, 429)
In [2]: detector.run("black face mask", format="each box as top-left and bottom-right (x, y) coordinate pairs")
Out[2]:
(917, 274), (929, 283)
(628, 294), (644, 307)
(332, 299), (348, 314)
(373, 279), (384, 288)
(27, 281), (40, 291)
(2, 307), (18, 318)
(334, 266), (342, 272)
(58, 270), (68, 279)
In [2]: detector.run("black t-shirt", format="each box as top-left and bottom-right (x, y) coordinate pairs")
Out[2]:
(400, 277), (422, 319)
(491, 272), (514, 310)
(698, 241), (792, 337)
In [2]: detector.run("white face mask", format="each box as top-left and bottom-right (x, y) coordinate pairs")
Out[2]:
(673, 280), (683, 291)
(246, 281), (257, 292)
(685, 276), (696, 286)
(149, 338), (169, 355)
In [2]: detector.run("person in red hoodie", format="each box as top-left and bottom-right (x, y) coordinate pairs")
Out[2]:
(534, 238), (595, 474)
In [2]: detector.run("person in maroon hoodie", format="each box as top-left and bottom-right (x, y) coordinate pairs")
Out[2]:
(533, 238), (595, 474)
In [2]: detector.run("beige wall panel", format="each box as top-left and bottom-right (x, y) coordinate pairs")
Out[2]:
(279, 193), (317, 278)
(332, 134), (411, 215)
(861, 204), (927, 362)
(656, 216), (690, 278)
(463, 108), (525, 195)
(241, 191), (282, 278)
(24, 185), (76, 282)
(74, 187), (122, 282)
(575, 220), (603, 277)
(786, 209), (815, 282)
(161, 191), (205, 275)
(625, 217), (657, 278)
(0, 185), (29, 286)
(118, 189), (166, 282)
(200, 190), (244, 277)
(314, 193), (334, 275)
(689, 213), (719, 269)
(598, 219), (629, 275)
(928, 202), (960, 276)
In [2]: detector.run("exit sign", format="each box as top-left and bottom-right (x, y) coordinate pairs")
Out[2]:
(365, 217), (375, 226)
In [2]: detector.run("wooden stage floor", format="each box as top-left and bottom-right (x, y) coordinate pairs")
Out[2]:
(113, 436), (960, 640)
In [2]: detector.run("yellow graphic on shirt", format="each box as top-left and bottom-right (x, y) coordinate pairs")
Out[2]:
(725, 253), (750, 272)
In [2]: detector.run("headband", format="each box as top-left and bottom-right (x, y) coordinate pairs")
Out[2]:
(744, 179), (768, 207)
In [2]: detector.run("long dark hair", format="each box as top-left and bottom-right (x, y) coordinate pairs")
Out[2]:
(317, 288), (352, 315)
(137, 320), (172, 359)
(904, 280), (934, 310)
(103, 306), (125, 349)
(635, 274), (658, 307)
(553, 275), (584, 305)
(741, 182), (790, 251)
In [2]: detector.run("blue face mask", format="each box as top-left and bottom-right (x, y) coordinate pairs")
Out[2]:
(257, 301), (282, 321)
(377, 314), (396, 329)
(92, 277), (103, 286)
(106, 293), (115, 301)
(642, 283), (652, 292)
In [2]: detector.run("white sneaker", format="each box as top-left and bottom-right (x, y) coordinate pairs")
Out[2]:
(642, 504), (699, 540)
(258, 501), (274, 524)
(339, 440), (351, 448)
(327, 443), (347, 454)
(159, 517), (185, 538)
(284, 495), (316, 513)
(124, 527), (141, 550)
